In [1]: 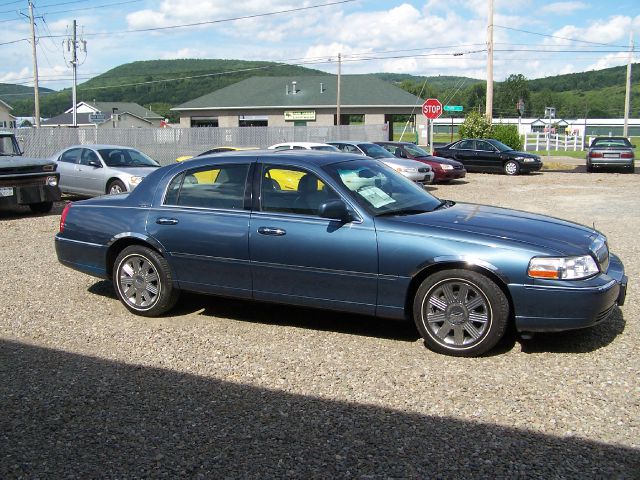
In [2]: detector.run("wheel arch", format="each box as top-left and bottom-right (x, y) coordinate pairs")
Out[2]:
(404, 260), (515, 321)
(106, 177), (127, 194)
(105, 234), (169, 279)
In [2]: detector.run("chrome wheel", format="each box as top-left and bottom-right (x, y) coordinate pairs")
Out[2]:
(413, 269), (509, 356)
(504, 161), (519, 175)
(116, 253), (161, 310)
(421, 278), (491, 348)
(108, 180), (126, 194)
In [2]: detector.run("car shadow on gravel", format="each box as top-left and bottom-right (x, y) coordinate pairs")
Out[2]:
(518, 308), (626, 354)
(0, 200), (68, 219)
(2, 339), (638, 478)
(87, 282), (421, 342)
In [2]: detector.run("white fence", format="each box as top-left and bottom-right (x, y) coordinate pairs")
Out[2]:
(11, 124), (389, 166)
(523, 133), (584, 152)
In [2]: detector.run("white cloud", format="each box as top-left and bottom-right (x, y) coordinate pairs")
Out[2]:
(161, 48), (209, 59)
(540, 2), (587, 15)
(0, 68), (31, 84)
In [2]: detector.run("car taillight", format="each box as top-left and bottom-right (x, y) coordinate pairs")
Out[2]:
(620, 152), (634, 158)
(60, 202), (72, 232)
(589, 152), (603, 158)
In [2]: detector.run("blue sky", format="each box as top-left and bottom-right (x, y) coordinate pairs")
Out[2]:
(0, 0), (638, 90)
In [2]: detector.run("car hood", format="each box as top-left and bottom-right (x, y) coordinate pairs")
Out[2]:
(0, 155), (56, 168)
(505, 150), (540, 159)
(382, 202), (597, 255)
(380, 157), (430, 169)
(107, 166), (160, 176)
(414, 155), (463, 167)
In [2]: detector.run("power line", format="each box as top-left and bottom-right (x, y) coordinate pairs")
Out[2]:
(494, 25), (629, 48)
(36, 0), (356, 39)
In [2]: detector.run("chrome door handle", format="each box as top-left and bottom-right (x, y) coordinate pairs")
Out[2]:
(156, 218), (178, 225)
(258, 227), (286, 236)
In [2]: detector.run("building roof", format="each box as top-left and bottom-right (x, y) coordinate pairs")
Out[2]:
(173, 75), (425, 111)
(64, 101), (162, 119)
(41, 111), (152, 127)
(0, 99), (13, 111)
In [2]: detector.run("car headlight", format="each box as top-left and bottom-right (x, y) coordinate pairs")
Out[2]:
(440, 164), (454, 170)
(523, 158), (537, 163)
(129, 176), (144, 186)
(46, 176), (58, 186)
(395, 167), (417, 173)
(528, 255), (599, 280)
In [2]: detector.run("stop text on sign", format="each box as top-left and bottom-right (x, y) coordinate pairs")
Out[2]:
(422, 99), (443, 120)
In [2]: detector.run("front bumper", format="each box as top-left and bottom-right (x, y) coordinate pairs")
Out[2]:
(520, 161), (543, 173)
(435, 169), (466, 182)
(510, 253), (627, 332)
(0, 184), (61, 207)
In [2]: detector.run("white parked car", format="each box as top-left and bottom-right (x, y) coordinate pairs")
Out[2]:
(268, 142), (341, 152)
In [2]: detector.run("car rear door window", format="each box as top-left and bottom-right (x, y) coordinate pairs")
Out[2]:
(455, 140), (475, 150)
(165, 164), (250, 210)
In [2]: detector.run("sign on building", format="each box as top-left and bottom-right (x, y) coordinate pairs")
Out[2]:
(284, 110), (316, 121)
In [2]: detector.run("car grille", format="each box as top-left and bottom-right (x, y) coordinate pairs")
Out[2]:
(452, 165), (464, 170)
(418, 167), (429, 173)
(0, 176), (50, 187)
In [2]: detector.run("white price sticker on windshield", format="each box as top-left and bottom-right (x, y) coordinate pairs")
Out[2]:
(357, 186), (395, 208)
(0, 187), (14, 197)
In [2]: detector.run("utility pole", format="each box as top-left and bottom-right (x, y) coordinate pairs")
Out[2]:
(623, 31), (634, 137)
(485, 0), (494, 123)
(28, 1), (41, 128)
(71, 20), (78, 127)
(336, 52), (342, 127)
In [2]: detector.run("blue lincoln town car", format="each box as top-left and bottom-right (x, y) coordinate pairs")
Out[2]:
(55, 150), (627, 357)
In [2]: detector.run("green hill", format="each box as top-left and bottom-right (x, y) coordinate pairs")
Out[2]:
(5, 59), (638, 120)
(0, 83), (54, 104)
(9, 59), (326, 120)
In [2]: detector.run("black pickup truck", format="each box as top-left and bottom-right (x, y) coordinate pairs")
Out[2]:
(0, 131), (61, 213)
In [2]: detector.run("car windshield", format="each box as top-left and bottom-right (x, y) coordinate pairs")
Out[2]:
(591, 138), (632, 148)
(358, 143), (396, 159)
(99, 148), (160, 168)
(323, 159), (442, 216)
(310, 145), (340, 151)
(0, 135), (20, 156)
(403, 144), (431, 157)
(487, 140), (514, 152)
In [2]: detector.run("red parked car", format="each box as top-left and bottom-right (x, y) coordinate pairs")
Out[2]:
(375, 141), (466, 183)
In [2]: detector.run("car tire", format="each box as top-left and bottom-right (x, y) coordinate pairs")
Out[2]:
(107, 179), (126, 195)
(586, 161), (593, 173)
(28, 201), (53, 214)
(113, 245), (180, 317)
(626, 162), (634, 173)
(504, 160), (520, 176)
(413, 269), (510, 357)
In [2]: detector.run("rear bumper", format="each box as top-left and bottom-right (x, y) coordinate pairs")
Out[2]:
(510, 253), (627, 332)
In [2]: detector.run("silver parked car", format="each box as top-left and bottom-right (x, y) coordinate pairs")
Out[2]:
(327, 141), (434, 184)
(53, 145), (161, 196)
(586, 137), (636, 173)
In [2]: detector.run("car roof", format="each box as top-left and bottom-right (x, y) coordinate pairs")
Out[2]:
(269, 142), (333, 147)
(327, 140), (377, 146)
(185, 148), (360, 167)
(61, 144), (141, 150)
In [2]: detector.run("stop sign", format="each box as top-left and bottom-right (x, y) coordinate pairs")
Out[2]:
(422, 98), (443, 119)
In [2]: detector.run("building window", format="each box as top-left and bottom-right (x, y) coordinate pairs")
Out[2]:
(191, 117), (219, 128)
(239, 115), (268, 127)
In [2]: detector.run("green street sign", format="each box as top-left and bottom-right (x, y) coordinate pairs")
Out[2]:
(443, 105), (464, 112)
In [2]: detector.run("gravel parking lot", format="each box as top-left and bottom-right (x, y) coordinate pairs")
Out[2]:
(1, 168), (638, 478)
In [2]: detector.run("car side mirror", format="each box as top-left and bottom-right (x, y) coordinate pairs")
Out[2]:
(318, 199), (355, 222)
(632, 144), (636, 148)
(88, 160), (102, 168)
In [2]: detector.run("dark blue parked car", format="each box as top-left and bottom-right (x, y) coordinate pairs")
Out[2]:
(55, 150), (627, 357)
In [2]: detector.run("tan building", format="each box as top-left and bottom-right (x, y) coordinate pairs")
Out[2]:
(172, 75), (426, 137)
(0, 99), (17, 129)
